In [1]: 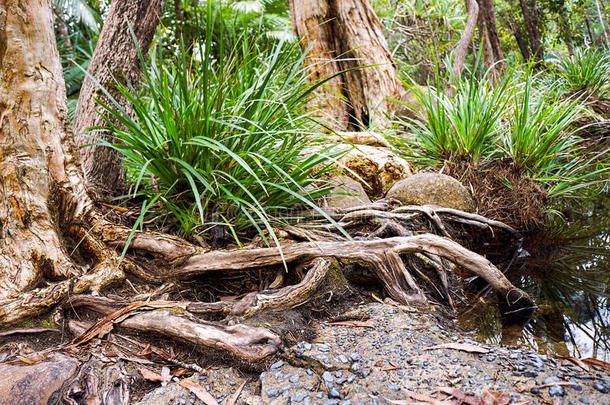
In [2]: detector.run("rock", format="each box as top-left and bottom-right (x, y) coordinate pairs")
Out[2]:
(338, 145), (412, 197)
(0, 353), (79, 405)
(386, 172), (475, 212)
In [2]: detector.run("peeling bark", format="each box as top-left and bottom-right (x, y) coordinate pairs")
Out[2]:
(73, 0), (163, 196)
(290, 0), (404, 130)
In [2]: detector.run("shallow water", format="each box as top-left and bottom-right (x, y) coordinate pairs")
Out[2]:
(460, 195), (610, 361)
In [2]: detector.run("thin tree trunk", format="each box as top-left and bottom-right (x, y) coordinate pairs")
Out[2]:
(518, 0), (543, 63)
(452, 0), (479, 80)
(595, 0), (610, 47)
(559, 3), (575, 56)
(479, 0), (505, 73)
(585, 14), (595, 44)
(290, 0), (405, 131)
(73, 0), (163, 196)
(503, 10), (531, 61)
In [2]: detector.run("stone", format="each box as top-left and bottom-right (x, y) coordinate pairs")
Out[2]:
(338, 145), (412, 196)
(324, 177), (371, 210)
(386, 172), (475, 212)
(0, 353), (79, 405)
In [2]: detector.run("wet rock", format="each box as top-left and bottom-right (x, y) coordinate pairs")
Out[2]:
(386, 172), (475, 212)
(0, 353), (79, 405)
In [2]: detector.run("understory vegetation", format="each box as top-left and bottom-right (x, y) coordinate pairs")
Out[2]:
(394, 53), (610, 229)
(92, 7), (346, 244)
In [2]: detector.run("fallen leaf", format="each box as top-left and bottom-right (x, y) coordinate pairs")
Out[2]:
(439, 387), (482, 405)
(329, 320), (375, 328)
(139, 367), (163, 382)
(480, 391), (510, 405)
(582, 357), (610, 370)
(226, 380), (246, 405)
(424, 343), (489, 354)
(173, 368), (192, 377)
(557, 356), (589, 372)
(179, 379), (219, 405)
(136, 344), (153, 359)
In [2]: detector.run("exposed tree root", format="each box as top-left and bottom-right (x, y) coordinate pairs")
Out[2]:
(2, 202), (535, 365)
(120, 311), (282, 362)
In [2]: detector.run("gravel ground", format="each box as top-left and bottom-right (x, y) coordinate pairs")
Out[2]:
(137, 303), (610, 405)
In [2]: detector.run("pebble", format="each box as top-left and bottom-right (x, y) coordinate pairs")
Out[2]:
(322, 371), (334, 383)
(350, 353), (362, 362)
(329, 386), (342, 398)
(593, 383), (608, 393)
(289, 374), (300, 383)
(388, 383), (400, 392)
(549, 385), (565, 397)
(291, 391), (308, 402)
(270, 360), (284, 370)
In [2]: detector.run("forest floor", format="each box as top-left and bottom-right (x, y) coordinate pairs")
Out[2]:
(132, 297), (610, 405)
(5, 284), (608, 405)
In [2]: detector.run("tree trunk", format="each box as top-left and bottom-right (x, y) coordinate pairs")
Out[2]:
(503, 9), (531, 62)
(73, 0), (163, 196)
(518, 0), (543, 64)
(290, 0), (405, 131)
(558, 2), (574, 56)
(0, 0), (124, 323)
(479, 0), (505, 78)
(452, 0), (479, 81)
(595, 0), (610, 47)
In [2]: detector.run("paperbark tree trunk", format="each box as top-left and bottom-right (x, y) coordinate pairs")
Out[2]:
(73, 0), (163, 196)
(289, 0), (405, 131)
(0, 0), (123, 322)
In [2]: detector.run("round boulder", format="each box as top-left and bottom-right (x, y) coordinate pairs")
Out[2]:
(386, 173), (475, 212)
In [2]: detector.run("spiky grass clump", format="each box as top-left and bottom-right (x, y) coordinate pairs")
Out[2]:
(556, 48), (610, 97)
(400, 74), (511, 166)
(395, 66), (609, 228)
(94, 2), (344, 244)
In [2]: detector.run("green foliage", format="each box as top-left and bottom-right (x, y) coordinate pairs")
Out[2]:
(93, 6), (345, 244)
(554, 48), (610, 97)
(396, 65), (609, 199)
(399, 73), (511, 165)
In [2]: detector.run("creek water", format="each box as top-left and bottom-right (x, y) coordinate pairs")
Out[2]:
(460, 195), (610, 361)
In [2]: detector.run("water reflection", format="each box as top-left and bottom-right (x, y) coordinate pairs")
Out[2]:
(460, 196), (609, 361)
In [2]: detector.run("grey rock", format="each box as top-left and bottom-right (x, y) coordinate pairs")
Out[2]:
(386, 173), (475, 212)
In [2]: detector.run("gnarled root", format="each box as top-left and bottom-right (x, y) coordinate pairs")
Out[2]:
(120, 311), (281, 362)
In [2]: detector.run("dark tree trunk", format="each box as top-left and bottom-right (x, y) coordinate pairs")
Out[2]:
(479, 0), (505, 75)
(290, 0), (405, 131)
(558, 3), (575, 56)
(503, 9), (531, 62)
(73, 0), (163, 196)
(518, 0), (543, 63)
